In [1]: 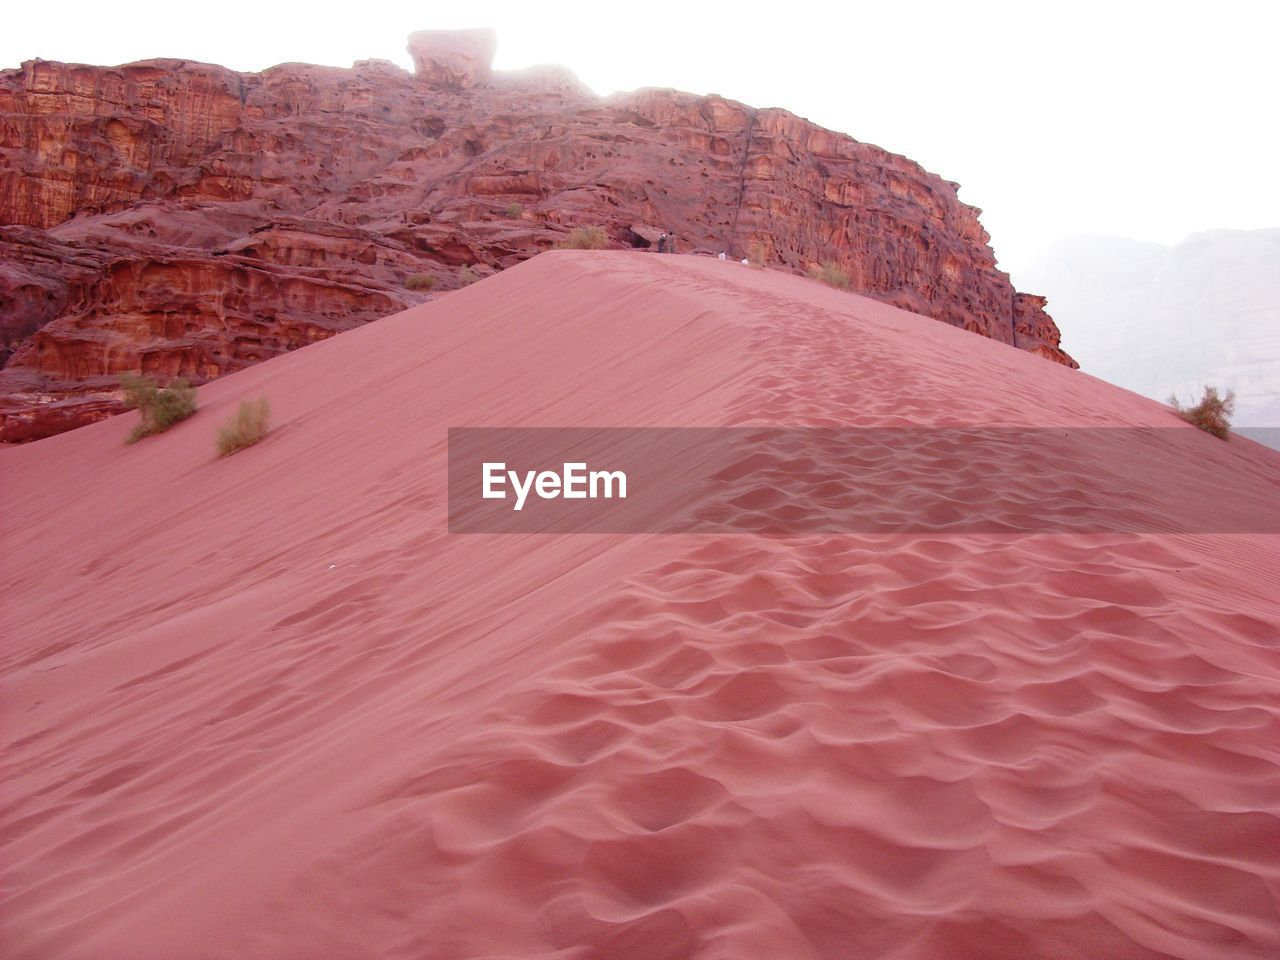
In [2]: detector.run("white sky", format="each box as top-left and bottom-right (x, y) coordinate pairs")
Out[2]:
(5, 1), (1277, 286)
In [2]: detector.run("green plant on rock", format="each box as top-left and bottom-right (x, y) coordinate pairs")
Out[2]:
(120, 372), (197, 444)
(557, 225), (610, 250)
(504, 202), (524, 218)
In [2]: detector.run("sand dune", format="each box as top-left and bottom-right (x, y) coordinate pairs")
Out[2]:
(3, 251), (1279, 959)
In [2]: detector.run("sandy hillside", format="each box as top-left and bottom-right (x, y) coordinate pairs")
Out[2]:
(3, 251), (1279, 959)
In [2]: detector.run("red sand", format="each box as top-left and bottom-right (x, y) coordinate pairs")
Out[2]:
(3, 251), (1279, 959)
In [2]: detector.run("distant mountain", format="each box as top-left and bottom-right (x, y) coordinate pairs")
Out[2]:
(1018, 229), (1280, 428)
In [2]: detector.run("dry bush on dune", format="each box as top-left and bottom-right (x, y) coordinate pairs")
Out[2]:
(120, 373), (197, 443)
(405, 273), (437, 291)
(807, 261), (852, 290)
(1171, 386), (1235, 439)
(216, 398), (271, 456)
(558, 225), (610, 250)
(458, 265), (480, 287)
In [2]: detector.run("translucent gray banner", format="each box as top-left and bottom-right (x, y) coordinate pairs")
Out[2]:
(448, 427), (1280, 534)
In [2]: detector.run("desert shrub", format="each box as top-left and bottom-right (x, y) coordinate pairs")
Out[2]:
(504, 202), (524, 218)
(405, 273), (437, 291)
(747, 239), (769, 267)
(1170, 385), (1235, 439)
(807, 261), (851, 290)
(557, 225), (610, 250)
(120, 373), (197, 443)
(458, 265), (479, 286)
(216, 398), (271, 456)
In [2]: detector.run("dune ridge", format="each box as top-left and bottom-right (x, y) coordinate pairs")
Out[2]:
(3, 252), (1279, 959)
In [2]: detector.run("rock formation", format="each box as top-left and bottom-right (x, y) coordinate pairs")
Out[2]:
(407, 28), (498, 89)
(0, 30), (1075, 441)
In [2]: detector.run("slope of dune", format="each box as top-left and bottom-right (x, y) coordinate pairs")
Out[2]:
(3, 251), (1279, 960)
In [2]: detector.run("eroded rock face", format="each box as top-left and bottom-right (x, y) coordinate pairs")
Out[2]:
(407, 29), (497, 89)
(0, 34), (1074, 441)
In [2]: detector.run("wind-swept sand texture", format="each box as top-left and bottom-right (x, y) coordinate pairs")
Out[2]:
(3, 251), (1279, 959)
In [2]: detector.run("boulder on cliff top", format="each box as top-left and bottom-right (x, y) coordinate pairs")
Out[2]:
(407, 28), (497, 89)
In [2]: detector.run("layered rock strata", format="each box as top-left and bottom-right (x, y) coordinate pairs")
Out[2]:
(0, 33), (1074, 440)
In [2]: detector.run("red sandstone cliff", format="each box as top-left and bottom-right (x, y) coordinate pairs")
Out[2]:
(0, 30), (1074, 441)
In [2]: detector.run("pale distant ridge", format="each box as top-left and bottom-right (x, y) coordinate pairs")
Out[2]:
(1020, 228), (1280, 427)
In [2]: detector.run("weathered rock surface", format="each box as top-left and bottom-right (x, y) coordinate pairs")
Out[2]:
(0, 32), (1074, 441)
(407, 29), (498, 90)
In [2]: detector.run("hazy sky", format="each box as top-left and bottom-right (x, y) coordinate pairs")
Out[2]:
(6, 1), (1277, 285)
